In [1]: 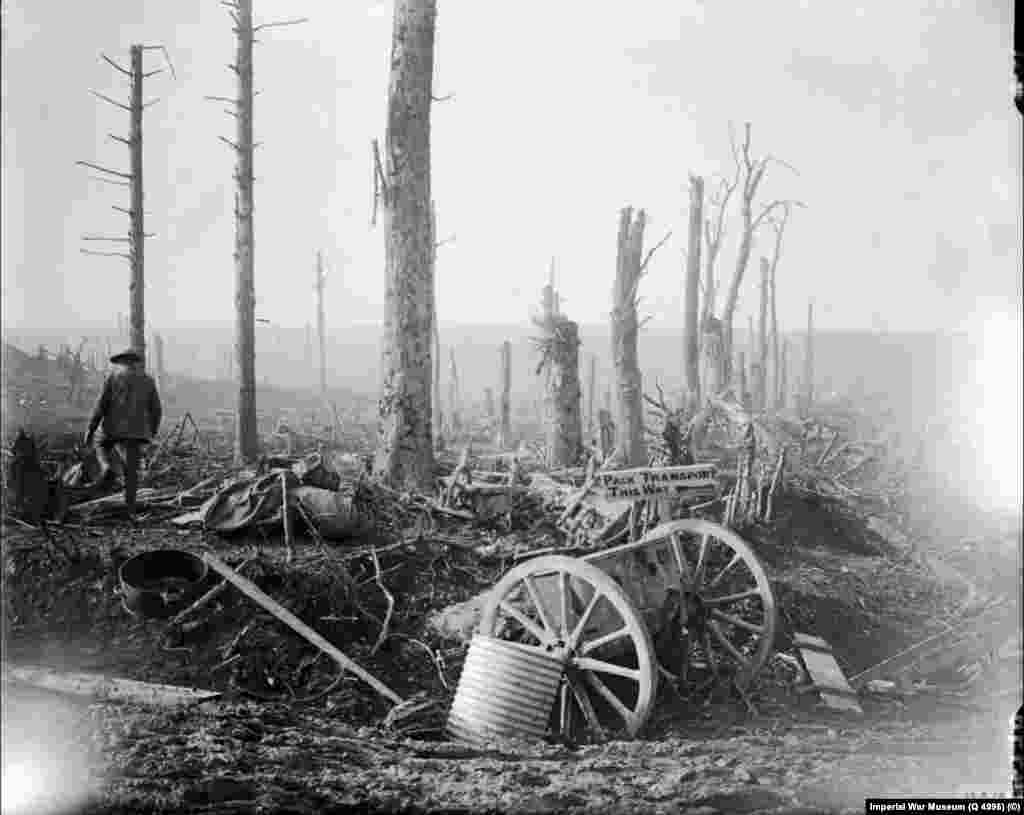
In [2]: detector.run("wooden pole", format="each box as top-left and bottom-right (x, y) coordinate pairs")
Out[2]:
(498, 340), (511, 449)
(756, 257), (769, 412)
(803, 299), (814, 416)
(682, 175), (703, 411)
(233, 0), (259, 464)
(203, 553), (403, 705)
(314, 250), (327, 400)
(129, 45), (146, 367)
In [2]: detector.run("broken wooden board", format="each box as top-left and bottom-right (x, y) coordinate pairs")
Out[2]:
(2, 664), (221, 707)
(793, 632), (863, 714)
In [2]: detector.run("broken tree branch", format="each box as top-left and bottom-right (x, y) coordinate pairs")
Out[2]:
(81, 249), (131, 259)
(76, 160), (131, 179)
(369, 547), (394, 656)
(89, 90), (131, 111)
(254, 17), (309, 31)
(639, 230), (672, 273)
(100, 53), (131, 76)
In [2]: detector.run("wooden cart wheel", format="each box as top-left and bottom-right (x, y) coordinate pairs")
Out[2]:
(478, 555), (658, 741)
(640, 519), (776, 690)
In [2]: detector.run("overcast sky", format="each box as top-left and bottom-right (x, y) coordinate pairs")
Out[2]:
(1, 0), (1019, 337)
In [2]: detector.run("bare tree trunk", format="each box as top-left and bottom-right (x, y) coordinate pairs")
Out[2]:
(756, 256), (769, 412)
(429, 202), (443, 448)
(682, 175), (703, 412)
(448, 349), (460, 437)
(484, 387), (495, 418)
(770, 260), (780, 411)
(586, 352), (596, 441)
(700, 317), (725, 399)
(779, 337), (789, 410)
(152, 332), (165, 391)
(802, 299), (814, 416)
(128, 46), (146, 367)
(611, 207), (647, 467)
(497, 340), (511, 449)
(314, 250), (327, 401)
(736, 350), (748, 409)
(233, 0), (259, 464)
(373, 0), (436, 489)
(542, 316), (582, 469)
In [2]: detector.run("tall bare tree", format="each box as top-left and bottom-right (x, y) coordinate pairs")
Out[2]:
(682, 175), (703, 412)
(756, 257), (770, 411)
(497, 340), (511, 449)
(372, 0), (437, 488)
(802, 300), (814, 416)
(700, 172), (739, 332)
(611, 207), (671, 467)
(79, 44), (174, 369)
(719, 123), (800, 380)
(314, 250), (328, 401)
(766, 204), (794, 409)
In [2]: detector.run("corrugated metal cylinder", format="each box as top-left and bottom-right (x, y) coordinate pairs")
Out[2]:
(447, 634), (564, 744)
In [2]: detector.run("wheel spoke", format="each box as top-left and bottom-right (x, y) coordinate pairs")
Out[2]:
(558, 571), (572, 639)
(702, 629), (718, 673)
(708, 619), (752, 670)
(574, 656), (641, 682)
(670, 533), (695, 589)
(710, 609), (765, 634)
(568, 591), (601, 648)
(569, 673), (606, 741)
(693, 533), (710, 588)
(583, 670), (635, 728)
(558, 680), (571, 735)
(498, 600), (549, 644)
(523, 575), (556, 635)
(579, 625), (630, 656)
(703, 588), (761, 606)
(707, 552), (743, 591)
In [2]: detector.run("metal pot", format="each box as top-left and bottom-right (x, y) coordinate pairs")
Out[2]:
(119, 549), (209, 619)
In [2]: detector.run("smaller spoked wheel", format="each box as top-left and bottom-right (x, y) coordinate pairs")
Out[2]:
(643, 519), (777, 691)
(478, 555), (658, 742)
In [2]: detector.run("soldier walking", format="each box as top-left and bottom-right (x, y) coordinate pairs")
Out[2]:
(85, 348), (162, 516)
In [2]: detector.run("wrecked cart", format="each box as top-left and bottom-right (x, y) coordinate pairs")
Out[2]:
(449, 464), (778, 744)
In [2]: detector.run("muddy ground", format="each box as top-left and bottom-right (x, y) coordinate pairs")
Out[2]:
(2, 479), (1021, 814)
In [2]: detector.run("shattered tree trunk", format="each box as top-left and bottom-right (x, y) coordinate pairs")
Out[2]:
(233, 2), (259, 464)
(586, 352), (596, 441)
(315, 250), (327, 401)
(373, 0), (436, 489)
(802, 299), (814, 416)
(770, 253), (781, 410)
(152, 332), (165, 391)
(611, 207), (647, 468)
(736, 351), (748, 409)
(542, 315), (583, 469)
(497, 340), (511, 449)
(682, 175), (703, 412)
(779, 337), (789, 410)
(129, 45), (146, 368)
(447, 349), (461, 436)
(700, 317), (725, 399)
(755, 257), (769, 412)
(430, 204), (443, 447)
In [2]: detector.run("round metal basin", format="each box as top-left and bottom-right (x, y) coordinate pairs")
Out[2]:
(119, 549), (208, 619)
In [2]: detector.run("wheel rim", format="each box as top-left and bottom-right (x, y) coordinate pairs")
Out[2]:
(636, 519), (776, 690)
(478, 555), (658, 740)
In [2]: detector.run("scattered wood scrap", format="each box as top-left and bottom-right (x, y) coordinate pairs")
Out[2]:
(2, 665), (220, 707)
(792, 632), (863, 715)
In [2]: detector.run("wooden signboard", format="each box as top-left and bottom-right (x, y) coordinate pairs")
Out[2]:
(591, 463), (718, 501)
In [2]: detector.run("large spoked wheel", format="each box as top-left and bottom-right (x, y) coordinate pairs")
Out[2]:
(478, 555), (658, 742)
(639, 519), (777, 691)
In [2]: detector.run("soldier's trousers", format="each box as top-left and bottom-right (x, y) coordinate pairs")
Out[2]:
(95, 439), (143, 512)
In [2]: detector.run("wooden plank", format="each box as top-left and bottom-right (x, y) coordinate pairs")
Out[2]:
(2, 665), (221, 707)
(794, 632), (863, 714)
(203, 552), (404, 705)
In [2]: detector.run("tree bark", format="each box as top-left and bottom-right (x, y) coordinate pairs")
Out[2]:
(233, 1), (259, 464)
(611, 207), (647, 467)
(542, 316), (582, 469)
(373, 0), (436, 489)
(429, 201), (443, 448)
(152, 332), (165, 391)
(586, 352), (596, 441)
(736, 350), (748, 410)
(682, 175), (703, 412)
(700, 316), (725, 399)
(447, 348), (460, 437)
(779, 337), (789, 410)
(497, 340), (511, 449)
(129, 45), (146, 367)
